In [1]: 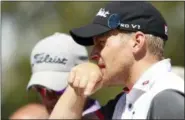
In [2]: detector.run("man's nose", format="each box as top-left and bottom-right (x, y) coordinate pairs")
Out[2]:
(90, 47), (101, 61)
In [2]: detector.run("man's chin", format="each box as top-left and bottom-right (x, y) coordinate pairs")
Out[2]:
(103, 77), (124, 87)
(104, 82), (123, 87)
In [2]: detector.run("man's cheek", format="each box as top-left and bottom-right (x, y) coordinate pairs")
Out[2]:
(108, 36), (122, 46)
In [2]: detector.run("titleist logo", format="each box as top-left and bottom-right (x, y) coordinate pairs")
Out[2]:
(33, 53), (68, 65)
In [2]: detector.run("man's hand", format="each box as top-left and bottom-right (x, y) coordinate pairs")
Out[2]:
(68, 62), (103, 97)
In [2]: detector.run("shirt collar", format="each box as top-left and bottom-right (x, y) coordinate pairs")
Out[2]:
(133, 58), (171, 91)
(124, 59), (172, 103)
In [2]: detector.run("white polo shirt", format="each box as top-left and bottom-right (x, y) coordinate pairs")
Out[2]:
(112, 59), (184, 119)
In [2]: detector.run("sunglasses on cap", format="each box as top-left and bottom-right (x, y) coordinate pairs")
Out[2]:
(32, 85), (66, 98)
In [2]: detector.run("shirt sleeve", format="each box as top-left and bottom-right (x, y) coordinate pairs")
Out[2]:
(147, 89), (184, 119)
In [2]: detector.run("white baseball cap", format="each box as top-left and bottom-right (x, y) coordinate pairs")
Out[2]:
(27, 32), (88, 91)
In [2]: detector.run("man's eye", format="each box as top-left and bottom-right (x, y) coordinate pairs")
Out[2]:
(100, 41), (105, 46)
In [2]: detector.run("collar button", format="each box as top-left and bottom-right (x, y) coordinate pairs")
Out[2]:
(128, 103), (132, 109)
(132, 111), (135, 114)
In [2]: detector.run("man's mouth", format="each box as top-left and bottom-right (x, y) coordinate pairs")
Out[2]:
(90, 55), (106, 69)
(98, 64), (106, 69)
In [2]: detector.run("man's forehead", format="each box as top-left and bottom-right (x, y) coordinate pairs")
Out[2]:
(93, 29), (120, 42)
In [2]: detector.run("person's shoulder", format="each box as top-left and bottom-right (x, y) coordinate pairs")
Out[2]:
(165, 71), (184, 82)
(154, 89), (184, 104)
(155, 71), (184, 92)
(9, 103), (49, 119)
(147, 89), (184, 119)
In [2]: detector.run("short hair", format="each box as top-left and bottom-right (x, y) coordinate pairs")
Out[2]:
(145, 34), (165, 60)
(114, 30), (165, 60)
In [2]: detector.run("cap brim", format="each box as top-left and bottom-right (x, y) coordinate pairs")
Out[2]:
(27, 71), (69, 91)
(70, 23), (111, 46)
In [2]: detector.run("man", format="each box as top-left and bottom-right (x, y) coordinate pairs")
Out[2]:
(9, 103), (49, 119)
(27, 32), (100, 117)
(50, 1), (184, 119)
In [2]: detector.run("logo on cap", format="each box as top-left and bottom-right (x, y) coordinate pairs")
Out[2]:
(108, 14), (120, 29)
(164, 25), (168, 35)
(32, 53), (68, 67)
(96, 8), (110, 18)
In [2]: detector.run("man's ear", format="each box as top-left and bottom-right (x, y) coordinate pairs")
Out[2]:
(132, 31), (146, 55)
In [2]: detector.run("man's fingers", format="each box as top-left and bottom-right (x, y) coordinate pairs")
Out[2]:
(84, 81), (96, 96)
(84, 73), (102, 96)
(68, 68), (76, 85)
(79, 76), (88, 88)
(77, 77), (88, 96)
(73, 74), (84, 96)
(68, 63), (103, 97)
(73, 76), (81, 88)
